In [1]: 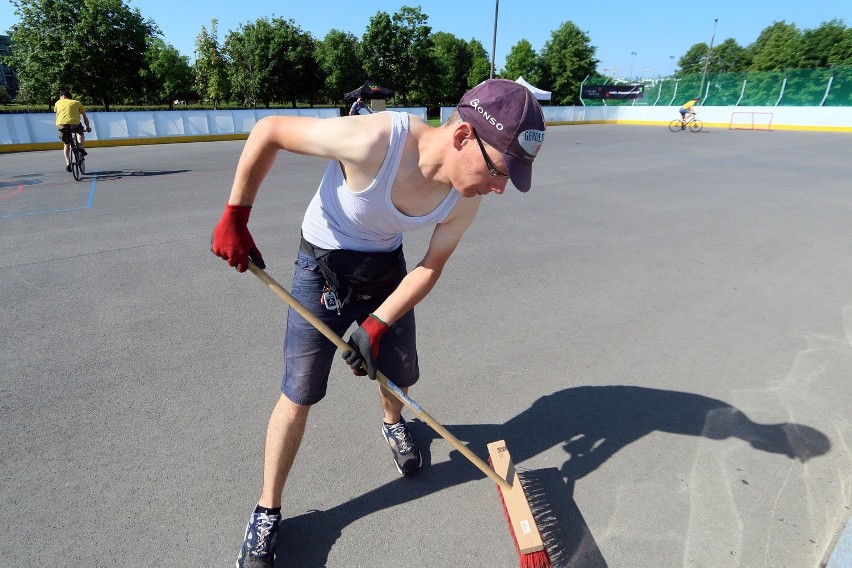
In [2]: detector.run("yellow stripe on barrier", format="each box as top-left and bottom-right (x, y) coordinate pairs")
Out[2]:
(0, 133), (251, 154)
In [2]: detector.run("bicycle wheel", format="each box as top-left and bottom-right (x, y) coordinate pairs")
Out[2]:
(669, 119), (684, 132)
(689, 120), (704, 133)
(79, 154), (86, 175)
(71, 146), (82, 181)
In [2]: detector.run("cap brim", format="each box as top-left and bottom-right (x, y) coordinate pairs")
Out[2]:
(504, 153), (532, 193)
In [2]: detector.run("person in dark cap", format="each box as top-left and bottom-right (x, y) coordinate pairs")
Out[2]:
(212, 78), (545, 568)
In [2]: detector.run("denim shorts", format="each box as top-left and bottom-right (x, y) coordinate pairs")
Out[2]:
(281, 250), (419, 405)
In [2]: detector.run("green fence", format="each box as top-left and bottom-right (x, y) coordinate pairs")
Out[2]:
(582, 67), (852, 107)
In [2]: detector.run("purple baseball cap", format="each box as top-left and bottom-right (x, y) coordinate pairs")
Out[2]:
(457, 79), (546, 192)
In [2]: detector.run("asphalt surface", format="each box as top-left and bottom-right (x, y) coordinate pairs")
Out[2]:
(2, 124), (851, 568)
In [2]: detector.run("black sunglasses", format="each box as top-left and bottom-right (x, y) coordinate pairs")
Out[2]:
(472, 129), (510, 179)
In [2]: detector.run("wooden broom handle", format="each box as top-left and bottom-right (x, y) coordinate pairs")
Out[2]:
(247, 261), (511, 491)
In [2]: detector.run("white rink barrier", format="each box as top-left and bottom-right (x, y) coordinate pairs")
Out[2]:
(441, 105), (852, 132)
(0, 106), (429, 152)
(3, 104), (848, 152)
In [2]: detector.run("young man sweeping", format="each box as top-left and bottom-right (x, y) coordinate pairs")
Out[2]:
(211, 78), (546, 568)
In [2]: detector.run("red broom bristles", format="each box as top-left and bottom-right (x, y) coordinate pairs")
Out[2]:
(490, 457), (554, 568)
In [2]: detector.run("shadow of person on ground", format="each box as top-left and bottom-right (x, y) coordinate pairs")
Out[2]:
(92, 169), (191, 181)
(274, 385), (830, 567)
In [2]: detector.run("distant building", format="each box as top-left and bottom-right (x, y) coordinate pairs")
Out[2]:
(0, 35), (19, 101)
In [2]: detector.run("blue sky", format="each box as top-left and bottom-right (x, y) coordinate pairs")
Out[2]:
(2, 0), (850, 80)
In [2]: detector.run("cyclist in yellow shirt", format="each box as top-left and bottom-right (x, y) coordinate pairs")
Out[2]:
(678, 97), (700, 128)
(55, 89), (91, 172)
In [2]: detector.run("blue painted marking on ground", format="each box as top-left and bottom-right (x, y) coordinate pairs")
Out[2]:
(828, 517), (852, 567)
(87, 171), (98, 208)
(0, 169), (98, 218)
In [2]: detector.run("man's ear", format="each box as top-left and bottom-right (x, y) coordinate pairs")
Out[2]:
(452, 122), (473, 149)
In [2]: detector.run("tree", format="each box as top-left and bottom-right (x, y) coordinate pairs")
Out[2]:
(678, 43), (708, 76)
(272, 20), (321, 108)
(749, 21), (802, 71)
(799, 19), (852, 68)
(8, 0), (158, 109)
(466, 39), (491, 88)
(315, 30), (363, 104)
(502, 39), (540, 84)
(429, 32), (471, 104)
(141, 38), (193, 108)
(538, 21), (598, 105)
(359, 11), (394, 88)
(224, 19), (269, 108)
(195, 19), (229, 108)
(710, 38), (750, 73)
(360, 5), (434, 104)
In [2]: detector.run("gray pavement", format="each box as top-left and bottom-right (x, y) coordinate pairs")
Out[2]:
(2, 124), (851, 568)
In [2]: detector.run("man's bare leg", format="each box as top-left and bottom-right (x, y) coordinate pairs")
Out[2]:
(258, 394), (310, 508)
(378, 384), (421, 474)
(379, 384), (406, 424)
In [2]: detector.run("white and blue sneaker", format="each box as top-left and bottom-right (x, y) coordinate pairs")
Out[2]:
(382, 418), (422, 475)
(236, 508), (282, 568)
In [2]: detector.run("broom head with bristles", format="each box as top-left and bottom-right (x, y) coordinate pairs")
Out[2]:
(487, 441), (553, 568)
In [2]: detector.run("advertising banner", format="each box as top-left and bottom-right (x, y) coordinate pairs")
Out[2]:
(582, 85), (644, 100)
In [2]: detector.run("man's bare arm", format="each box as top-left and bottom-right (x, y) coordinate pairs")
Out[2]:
(373, 196), (482, 324)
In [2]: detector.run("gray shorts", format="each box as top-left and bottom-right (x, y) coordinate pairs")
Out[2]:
(281, 250), (419, 405)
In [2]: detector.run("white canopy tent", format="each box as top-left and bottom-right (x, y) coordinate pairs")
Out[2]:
(515, 76), (551, 101)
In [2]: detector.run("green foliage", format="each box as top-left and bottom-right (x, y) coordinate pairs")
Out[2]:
(8, 0), (158, 109)
(195, 19), (229, 109)
(749, 21), (801, 71)
(141, 37), (193, 107)
(538, 21), (598, 105)
(711, 39), (750, 73)
(429, 32), (471, 105)
(466, 39), (491, 88)
(359, 6), (435, 104)
(502, 39), (540, 84)
(678, 43), (708, 76)
(5, 4), (852, 111)
(315, 30), (363, 103)
(800, 19), (852, 68)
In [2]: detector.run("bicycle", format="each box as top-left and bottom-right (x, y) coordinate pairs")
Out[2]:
(59, 125), (88, 181)
(669, 114), (703, 133)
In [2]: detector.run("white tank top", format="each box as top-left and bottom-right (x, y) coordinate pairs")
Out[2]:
(301, 112), (460, 253)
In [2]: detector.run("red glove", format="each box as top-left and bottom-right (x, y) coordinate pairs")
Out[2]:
(341, 314), (389, 380)
(211, 204), (265, 273)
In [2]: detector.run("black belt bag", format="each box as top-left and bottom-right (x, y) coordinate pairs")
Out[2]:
(300, 237), (403, 300)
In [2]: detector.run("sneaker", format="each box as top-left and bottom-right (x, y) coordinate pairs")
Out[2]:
(80, 149), (87, 156)
(236, 509), (282, 568)
(65, 165), (71, 172)
(382, 418), (422, 475)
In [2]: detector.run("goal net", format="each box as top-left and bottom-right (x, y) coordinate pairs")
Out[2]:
(729, 112), (774, 131)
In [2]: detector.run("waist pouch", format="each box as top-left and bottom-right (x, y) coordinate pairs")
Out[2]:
(300, 237), (403, 299)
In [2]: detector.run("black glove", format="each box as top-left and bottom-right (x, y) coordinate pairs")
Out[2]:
(341, 314), (388, 380)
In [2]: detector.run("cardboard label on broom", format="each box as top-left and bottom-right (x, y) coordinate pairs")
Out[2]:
(487, 440), (546, 553)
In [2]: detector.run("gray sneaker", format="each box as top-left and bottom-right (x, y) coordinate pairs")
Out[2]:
(236, 509), (282, 568)
(382, 418), (422, 475)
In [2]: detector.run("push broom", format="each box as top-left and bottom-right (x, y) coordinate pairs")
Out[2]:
(246, 261), (554, 568)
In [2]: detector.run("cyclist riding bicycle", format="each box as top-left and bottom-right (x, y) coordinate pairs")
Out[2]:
(55, 88), (91, 172)
(678, 97), (700, 127)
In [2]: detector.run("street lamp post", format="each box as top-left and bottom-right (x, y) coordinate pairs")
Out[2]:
(630, 51), (637, 82)
(698, 18), (719, 99)
(490, 0), (499, 79)
(669, 55), (675, 76)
